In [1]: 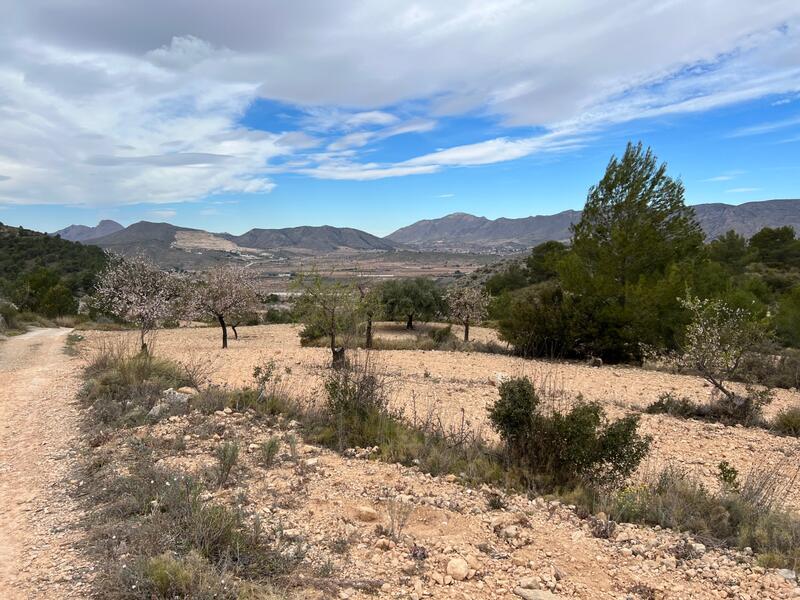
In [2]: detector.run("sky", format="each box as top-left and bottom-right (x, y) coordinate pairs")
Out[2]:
(0, 1), (799, 237)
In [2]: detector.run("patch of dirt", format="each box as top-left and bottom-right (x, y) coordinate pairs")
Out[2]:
(0, 328), (92, 598)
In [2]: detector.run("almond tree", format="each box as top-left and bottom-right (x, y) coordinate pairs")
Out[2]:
(294, 272), (358, 368)
(445, 285), (489, 342)
(92, 254), (181, 352)
(192, 265), (259, 349)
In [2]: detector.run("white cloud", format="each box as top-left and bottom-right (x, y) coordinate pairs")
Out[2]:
(726, 187), (761, 193)
(0, 1), (799, 203)
(437, 193), (455, 198)
(728, 114), (800, 137)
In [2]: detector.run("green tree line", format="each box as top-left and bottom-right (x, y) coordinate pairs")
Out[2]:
(0, 223), (107, 317)
(487, 142), (800, 361)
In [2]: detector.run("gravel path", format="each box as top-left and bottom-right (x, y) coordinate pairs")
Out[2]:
(0, 329), (91, 598)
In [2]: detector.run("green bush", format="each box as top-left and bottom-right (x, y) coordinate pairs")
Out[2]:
(80, 348), (187, 428)
(488, 377), (651, 488)
(215, 442), (239, 488)
(773, 407), (800, 437)
(596, 465), (800, 568)
(94, 459), (300, 598)
(428, 324), (454, 345)
(645, 392), (697, 418)
(0, 301), (19, 331)
(259, 437), (281, 467)
(496, 282), (575, 358)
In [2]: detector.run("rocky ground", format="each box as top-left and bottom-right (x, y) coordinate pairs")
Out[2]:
(2, 324), (798, 598)
(81, 324), (800, 513)
(92, 399), (800, 599)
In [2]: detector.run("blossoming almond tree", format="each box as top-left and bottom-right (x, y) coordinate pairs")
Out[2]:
(445, 285), (489, 342)
(192, 265), (259, 349)
(92, 254), (182, 352)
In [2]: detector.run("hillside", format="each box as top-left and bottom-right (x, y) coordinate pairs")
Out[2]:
(387, 199), (800, 252)
(0, 223), (107, 289)
(52, 219), (123, 242)
(87, 220), (401, 269)
(386, 211), (579, 252)
(225, 225), (398, 252)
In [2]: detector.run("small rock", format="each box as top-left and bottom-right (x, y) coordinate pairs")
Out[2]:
(446, 558), (470, 581)
(514, 588), (559, 599)
(691, 543), (706, 555)
(355, 505), (378, 522)
(776, 568), (797, 582)
(519, 576), (539, 590)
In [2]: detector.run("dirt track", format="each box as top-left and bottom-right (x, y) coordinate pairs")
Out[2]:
(0, 329), (90, 598)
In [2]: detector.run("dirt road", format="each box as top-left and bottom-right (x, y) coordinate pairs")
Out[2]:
(0, 328), (90, 598)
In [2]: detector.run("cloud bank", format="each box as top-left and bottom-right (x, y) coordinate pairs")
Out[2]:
(0, 1), (798, 205)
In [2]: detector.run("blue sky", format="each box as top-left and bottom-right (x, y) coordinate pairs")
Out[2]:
(0, 1), (799, 236)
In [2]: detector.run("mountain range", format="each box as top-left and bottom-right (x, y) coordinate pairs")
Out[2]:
(51, 198), (800, 260)
(53, 219), (123, 242)
(387, 199), (800, 252)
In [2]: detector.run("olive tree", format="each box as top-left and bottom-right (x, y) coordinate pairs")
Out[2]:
(192, 265), (259, 349)
(92, 254), (182, 352)
(445, 285), (489, 342)
(380, 277), (444, 330)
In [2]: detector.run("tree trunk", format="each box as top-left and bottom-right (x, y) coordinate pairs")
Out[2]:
(140, 327), (148, 354)
(332, 346), (346, 369)
(406, 314), (413, 330)
(365, 316), (373, 349)
(231, 324), (238, 340)
(464, 321), (470, 342)
(218, 314), (228, 349)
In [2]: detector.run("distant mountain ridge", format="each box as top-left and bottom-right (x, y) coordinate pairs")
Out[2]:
(222, 225), (397, 252)
(83, 220), (401, 268)
(386, 199), (800, 252)
(52, 219), (123, 242)
(54, 198), (800, 262)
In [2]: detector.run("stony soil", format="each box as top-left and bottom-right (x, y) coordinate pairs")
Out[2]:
(94, 400), (800, 599)
(3, 324), (799, 598)
(0, 329), (92, 598)
(81, 324), (800, 513)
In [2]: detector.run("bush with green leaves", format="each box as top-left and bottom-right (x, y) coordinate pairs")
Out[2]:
(595, 465), (800, 568)
(215, 441), (239, 488)
(645, 392), (697, 418)
(488, 377), (650, 489)
(496, 282), (575, 358)
(772, 407), (800, 437)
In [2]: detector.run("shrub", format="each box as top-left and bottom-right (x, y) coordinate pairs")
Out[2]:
(0, 301), (19, 331)
(259, 437), (281, 467)
(773, 407), (800, 437)
(215, 442), (239, 488)
(596, 464), (800, 568)
(646, 389), (772, 429)
(739, 349), (800, 390)
(428, 324), (455, 345)
(645, 392), (697, 418)
(94, 462), (301, 598)
(316, 355), (395, 451)
(80, 347), (187, 428)
(488, 377), (650, 489)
